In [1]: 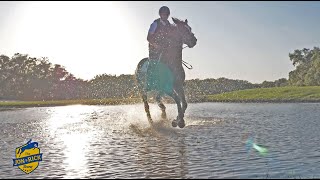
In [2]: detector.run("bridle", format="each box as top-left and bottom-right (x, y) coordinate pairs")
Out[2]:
(181, 45), (193, 70)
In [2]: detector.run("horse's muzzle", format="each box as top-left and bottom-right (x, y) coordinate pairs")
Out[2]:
(188, 38), (197, 48)
(189, 34), (197, 48)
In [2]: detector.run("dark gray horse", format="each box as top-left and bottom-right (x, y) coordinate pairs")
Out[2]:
(135, 17), (197, 128)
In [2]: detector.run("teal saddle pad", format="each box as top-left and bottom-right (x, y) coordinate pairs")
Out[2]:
(146, 60), (174, 94)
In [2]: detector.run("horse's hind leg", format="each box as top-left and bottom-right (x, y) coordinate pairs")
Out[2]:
(142, 93), (153, 124)
(156, 93), (167, 119)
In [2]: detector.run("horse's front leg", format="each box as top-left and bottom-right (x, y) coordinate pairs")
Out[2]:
(175, 82), (187, 114)
(170, 91), (185, 128)
(174, 66), (187, 118)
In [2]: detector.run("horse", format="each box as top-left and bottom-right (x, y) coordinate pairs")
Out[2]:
(135, 17), (197, 128)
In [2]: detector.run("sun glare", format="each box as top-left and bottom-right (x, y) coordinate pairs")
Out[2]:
(11, 1), (136, 80)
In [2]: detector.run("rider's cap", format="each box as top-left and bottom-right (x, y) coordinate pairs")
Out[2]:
(159, 6), (170, 15)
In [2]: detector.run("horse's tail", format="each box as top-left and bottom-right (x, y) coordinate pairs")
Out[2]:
(135, 58), (149, 90)
(135, 58), (149, 75)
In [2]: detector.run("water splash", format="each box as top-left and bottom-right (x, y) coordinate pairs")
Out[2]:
(129, 117), (179, 138)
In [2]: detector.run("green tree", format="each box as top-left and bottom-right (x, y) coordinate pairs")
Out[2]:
(288, 47), (320, 86)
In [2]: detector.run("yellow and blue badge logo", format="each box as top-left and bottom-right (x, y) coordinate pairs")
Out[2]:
(12, 139), (43, 174)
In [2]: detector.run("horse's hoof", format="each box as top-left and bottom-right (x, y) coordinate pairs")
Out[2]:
(172, 119), (178, 127)
(178, 120), (185, 128)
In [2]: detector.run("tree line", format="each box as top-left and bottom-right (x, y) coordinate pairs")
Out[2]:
(0, 47), (317, 101)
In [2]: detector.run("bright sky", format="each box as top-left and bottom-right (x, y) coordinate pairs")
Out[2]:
(1, 1), (320, 83)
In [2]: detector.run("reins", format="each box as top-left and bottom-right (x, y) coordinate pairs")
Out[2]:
(182, 45), (193, 70)
(154, 46), (193, 70)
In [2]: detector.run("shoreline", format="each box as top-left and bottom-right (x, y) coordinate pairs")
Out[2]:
(1, 98), (320, 108)
(2, 87), (320, 108)
(202, 99), (320, 103)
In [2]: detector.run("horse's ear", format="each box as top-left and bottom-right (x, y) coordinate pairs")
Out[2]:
(172, 17), (178, 24)
(185, 19), (188, 24)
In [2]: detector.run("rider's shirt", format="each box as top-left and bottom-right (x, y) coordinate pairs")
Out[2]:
(148, 18), (172, 60)
(148, 19), (170, 34)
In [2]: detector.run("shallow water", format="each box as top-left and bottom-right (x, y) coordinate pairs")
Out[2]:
(1, 103), (320, 178)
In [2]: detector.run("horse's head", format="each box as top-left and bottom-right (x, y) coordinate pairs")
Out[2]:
(172, 17), (197, 48)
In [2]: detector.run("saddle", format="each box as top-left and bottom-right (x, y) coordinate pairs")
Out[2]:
(145, 59), (174, 94)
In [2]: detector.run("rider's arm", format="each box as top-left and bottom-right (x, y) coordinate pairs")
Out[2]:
(147, 21), (157, 44)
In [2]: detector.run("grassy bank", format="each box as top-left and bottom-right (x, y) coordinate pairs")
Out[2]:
(205, 86), (320, 103)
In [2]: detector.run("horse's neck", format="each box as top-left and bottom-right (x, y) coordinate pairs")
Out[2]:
(169, 28), (182, 46)
(166, 28), (183, 58)
(158, 27), (183, 66)
(163, 46), (182, 65)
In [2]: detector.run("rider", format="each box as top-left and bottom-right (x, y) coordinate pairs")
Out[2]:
(147, 6), (172, 61)
(145, 6), (174, 91)
(147, 6), (172, 89)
